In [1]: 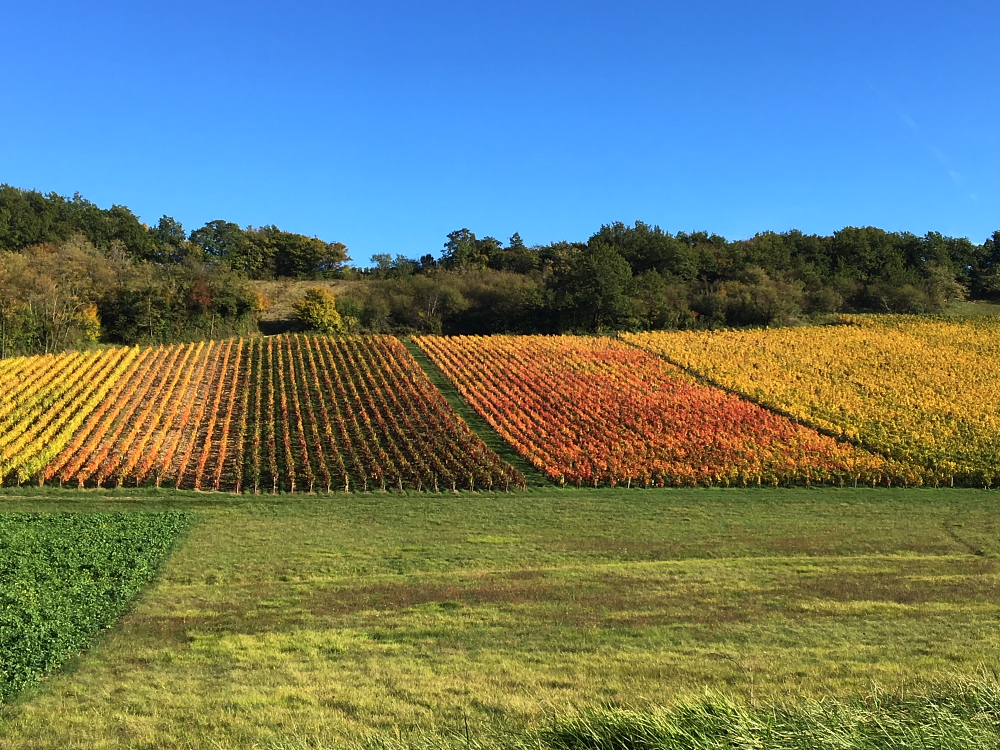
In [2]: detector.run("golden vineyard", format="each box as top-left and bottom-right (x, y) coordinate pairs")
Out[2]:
(0, 335), (522, 492)
(625, 316), (1000, 486)
(3, 317), (1000, 491)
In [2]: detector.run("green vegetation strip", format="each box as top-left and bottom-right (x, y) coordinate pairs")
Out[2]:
(0, 511), (192, 702)
(401, 337), (549, 487)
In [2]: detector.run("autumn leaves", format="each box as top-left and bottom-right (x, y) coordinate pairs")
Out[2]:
(0, 318), (994, 492)
(416, 335), (893, 488)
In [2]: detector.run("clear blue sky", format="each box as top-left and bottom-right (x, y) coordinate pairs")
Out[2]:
(2, 1), (998, 262)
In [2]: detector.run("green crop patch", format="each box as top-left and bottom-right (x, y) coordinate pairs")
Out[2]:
(0, 512), (192, 702)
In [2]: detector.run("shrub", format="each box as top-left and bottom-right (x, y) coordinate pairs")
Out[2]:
(293, 286), (347, 334)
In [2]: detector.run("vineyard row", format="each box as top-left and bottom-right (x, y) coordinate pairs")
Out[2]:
(0, 335), (524, 492)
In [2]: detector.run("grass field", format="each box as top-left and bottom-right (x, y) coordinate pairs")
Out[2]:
(2, 486), (1000, 748)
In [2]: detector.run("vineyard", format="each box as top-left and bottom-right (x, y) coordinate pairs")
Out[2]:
(0, 347), (139, 486)
(415, 334), (905, 487)
(0, 335), (522, 492)
(4, 321), (1000, 492)
(626, 316), (1000, 487)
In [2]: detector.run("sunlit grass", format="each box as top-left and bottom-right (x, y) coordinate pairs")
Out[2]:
(1, 487), (999, 748)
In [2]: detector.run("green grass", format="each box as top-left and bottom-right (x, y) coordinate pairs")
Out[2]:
(943, 300), (1000, 317)
(1, 487), (1000, 748)
(360, 677), (1000, 749)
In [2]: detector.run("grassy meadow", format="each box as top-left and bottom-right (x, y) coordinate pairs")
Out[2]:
(1, 486), (999, 748)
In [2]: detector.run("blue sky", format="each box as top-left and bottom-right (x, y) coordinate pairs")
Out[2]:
(2, 1), (998, 262)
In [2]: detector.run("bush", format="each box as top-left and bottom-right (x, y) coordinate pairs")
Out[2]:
(293, 286), (347, 334)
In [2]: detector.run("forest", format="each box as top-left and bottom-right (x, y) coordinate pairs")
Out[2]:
(1, 184), (998, 355)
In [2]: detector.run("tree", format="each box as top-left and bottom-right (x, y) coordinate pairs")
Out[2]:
(188, 220), (263, 274)
(149, 216), (189, 263)
(0, 236), (118, 354)
(441, 229), (491, 270)
(924, 264), (968, 310)
(488, 232), (540, 274)
(969, 230), (1000, 299)
(370, 253), (394, 277)
(293, 287), (347, 334)
(0, 252), (31, 358)
(258, 226), (349, 278)
(629, 270), (696, 329)
(0, 185), (156, 259)
(99, 257), (259, 344)
(550, 240), (634, 331)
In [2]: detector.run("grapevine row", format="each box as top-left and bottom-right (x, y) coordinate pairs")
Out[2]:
(416, 335), (902, 488)
(17, 335), (520, 492)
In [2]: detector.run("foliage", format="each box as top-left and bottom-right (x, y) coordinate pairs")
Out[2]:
(0, 347), (138, 485)
(0, 236), (123, 355)
(549, 240), (634, 331)
(0, 186), (351, 355)
(439, 228), (499, 271)
(583, 222), (995, 329)
(4, 182), (999, 348)
(417, 335), (899, 487)
(0, 511), (191, 702)
(0, 235), (261, 355)
(19, 335), (522, 492)
(188, 222), (350, 279)
(0, 185), (157, 260)
(351, 221), (1000, 336)
(0, 185), (351, 281)
(98, 257), (261, 345)
(292, 287), (347, 334)
(340, 269), (545, 335)
(627, 316), (1000, 486)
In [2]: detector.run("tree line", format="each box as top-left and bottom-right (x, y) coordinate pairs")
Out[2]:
(2, 183), (998, 355)
(0, 185), (349, 355)
(342, 223), (1000, 334)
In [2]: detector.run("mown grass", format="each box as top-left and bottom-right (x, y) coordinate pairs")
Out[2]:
(1, 486), (999, 748)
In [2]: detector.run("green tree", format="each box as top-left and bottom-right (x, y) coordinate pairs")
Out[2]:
(149, 216), (189, 264)
(629, 270), (696, 329)
(369, 253), (394, 277)
(188, 220), (264, 274)
(551, 240), (634, 331)
(99, 258), (259, 344)
(0, 185), (156, 259)
(488, 232), (541, 274)
(441, 229), (493, 270)
(257, 226), (349, 278)
(924, 264), (968, 310)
